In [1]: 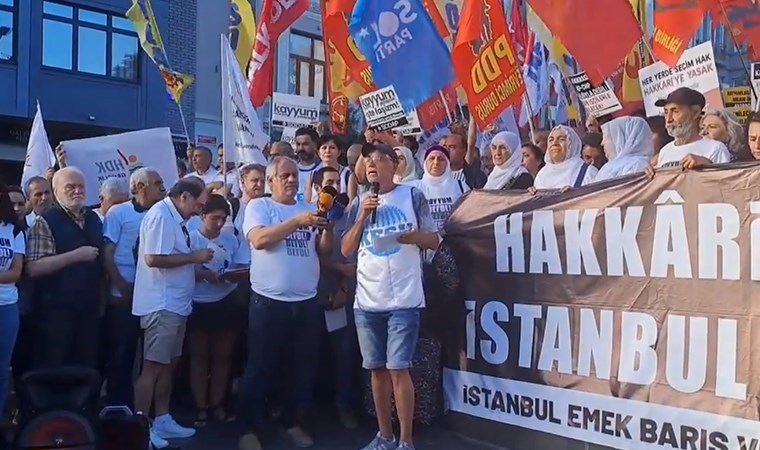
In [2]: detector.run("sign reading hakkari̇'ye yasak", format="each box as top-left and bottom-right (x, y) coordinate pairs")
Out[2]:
(569, 71), (622, 118)
(61, 128), (179, 206)
(359, 86), (409, 131)
(722, 87), (751, 124)
(271, 92), (321, 129)
(440, 164), (760, 450)
(638, 41), (722, 117)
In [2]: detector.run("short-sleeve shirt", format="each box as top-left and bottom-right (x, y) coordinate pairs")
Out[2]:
(243, 197), (320, 302)
(103, 201), (147, 297)
(132, 197), (195, 317)
(657, 138), (731, 168)
(0, 223), (25, 306)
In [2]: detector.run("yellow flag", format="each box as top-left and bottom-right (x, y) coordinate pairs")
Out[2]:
(229, 0), (256, 75)
(126, 0), (194, 104)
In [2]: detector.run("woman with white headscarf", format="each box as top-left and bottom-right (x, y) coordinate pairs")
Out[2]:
(483, 131), (534, 190)
(411, 145), (469, 230)
(596, 116), (654, 182)
(532, 125), (598, 192)
(393, 145), (419, 184)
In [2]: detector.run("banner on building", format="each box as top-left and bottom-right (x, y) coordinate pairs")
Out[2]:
(569, 71), (623, 118)
(638, 42), (722, 117)
(722, 87), (751, 124)
(271, 93), (321, 129)
(359, 86), (409, 131)
(440, 165), (760, 450)
(61, 128), (179, 205)
(221, 34), (269, 166)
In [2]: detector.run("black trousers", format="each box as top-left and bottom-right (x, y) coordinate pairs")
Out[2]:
(33, 305), (100, 370)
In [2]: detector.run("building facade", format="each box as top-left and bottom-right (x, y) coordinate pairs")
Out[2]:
(0, 0), (195, 181)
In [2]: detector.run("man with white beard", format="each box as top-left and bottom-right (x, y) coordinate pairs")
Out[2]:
(653, 87), (731, 169)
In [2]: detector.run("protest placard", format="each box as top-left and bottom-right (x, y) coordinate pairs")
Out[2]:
(722, 87), (751, 124)
(359, 86), (409, 131)
(751, 63), (760, 112)
(271, 92), (321, 129)
(569, 71), (622, 118)
(393, 110), (423, 136)
(62, 128), (179, 205)
(638, 42), (722, 117)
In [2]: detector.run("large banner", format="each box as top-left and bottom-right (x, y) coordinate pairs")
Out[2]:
(442, 164), (760, 450)
(62, 128), (179, 206)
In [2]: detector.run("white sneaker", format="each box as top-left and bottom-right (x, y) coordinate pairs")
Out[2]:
(149, 428), (170, 449)
(152, 415), (196, 439)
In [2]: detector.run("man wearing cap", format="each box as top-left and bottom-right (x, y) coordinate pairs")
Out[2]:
(654, 87), (731, 169)
(341, 143), (439, 450)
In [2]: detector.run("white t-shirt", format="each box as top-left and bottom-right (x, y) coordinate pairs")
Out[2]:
(657, 138), (731, 168)
(184, 168), (219, 186)
(213, 169), (242, 198)
(132, 198), (196, 317)
(297, 161), (322, 202)
(0, 224), (24, 306)
(233, 198), (251, 265)
(190, 229), (240, 303)
(243, 197), (320, 302)
(103, 201), (148, 298)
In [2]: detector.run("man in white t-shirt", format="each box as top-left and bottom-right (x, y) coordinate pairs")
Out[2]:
(184, 146), (219, 186)
(653, 87), (731, 169)
(238, 156), (333, 450)
(102, 168), (165, 409)
(132, 179), (212, 449)
(294, 127), (322, 201)
(94, 177), (130, 221)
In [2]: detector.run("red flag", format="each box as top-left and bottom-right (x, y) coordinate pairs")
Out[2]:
(651, 0), (704, 67)
(527, 0), (642, 85)
(452, 0), (525, 128)
(509, 0), (529, 64)
(247, 0), (310, 107)
(706, 0), (760, 56)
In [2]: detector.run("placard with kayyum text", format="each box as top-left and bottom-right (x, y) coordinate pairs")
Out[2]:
(271, 92), (321, 129)
(359, 86), (409, 131)
(638, 41), (722, 117)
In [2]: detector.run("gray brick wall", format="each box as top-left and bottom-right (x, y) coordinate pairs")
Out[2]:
(165, 0), (197, 141)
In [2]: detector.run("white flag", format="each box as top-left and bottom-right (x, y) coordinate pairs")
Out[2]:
(221, 34), (268, 166)
(22, 101), (56, 188)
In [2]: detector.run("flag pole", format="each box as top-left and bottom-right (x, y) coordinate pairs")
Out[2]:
(439, 90), (454, 124)
(715, 4), (758, 107)
(522, 93), (537, 143)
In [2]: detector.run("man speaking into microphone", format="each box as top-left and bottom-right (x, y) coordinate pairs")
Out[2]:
(341, 143), (439, 450)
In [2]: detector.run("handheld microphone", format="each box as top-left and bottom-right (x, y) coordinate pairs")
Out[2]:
(317, 185), (338, 217)
(370, 182), (380, 224)
(327, 193), (349, 222)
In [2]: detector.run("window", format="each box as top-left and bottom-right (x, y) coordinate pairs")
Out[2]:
(42, 1), (139, 80)
(288, 33), (326, 101)
(0, 0), (15, 62)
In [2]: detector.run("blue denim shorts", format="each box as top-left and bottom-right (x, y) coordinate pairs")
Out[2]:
(354, 308), (420, 370)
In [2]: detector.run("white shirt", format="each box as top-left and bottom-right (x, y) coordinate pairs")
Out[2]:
(25, 213), (37, 228)
(0, 224), (24, 306)
(297, 161), (321, 202)
(184, 168), (219, 186)
(132, 197), (196, 317)
(243, 197), (320, 302)
(215, 168), (242, 198)
(190, 229), (240, 303)
(657, 138), (731, 168)
(103, 201), (148, 298)
(233, 198), (251, 265)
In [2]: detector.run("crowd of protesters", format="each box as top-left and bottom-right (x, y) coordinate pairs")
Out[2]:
(0, 86), (756, 450)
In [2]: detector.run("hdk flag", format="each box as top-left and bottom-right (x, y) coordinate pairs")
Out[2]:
(527, 0), (642, 85)
(652, 0), (704, 67)
(349, 0), (456, 112)
(247, 0), (309, 107)
(126, 0), (193, 104)
(229, 0), (256, 75)
(452, 0), (525, 129)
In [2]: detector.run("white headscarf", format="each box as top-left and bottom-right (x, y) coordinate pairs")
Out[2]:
(414, 147), (468, 200)
(534, 125), (598, 189)
(596, 116), (654, 182)
(393, 146), (419, 184)
(484, 131), (527, 190)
